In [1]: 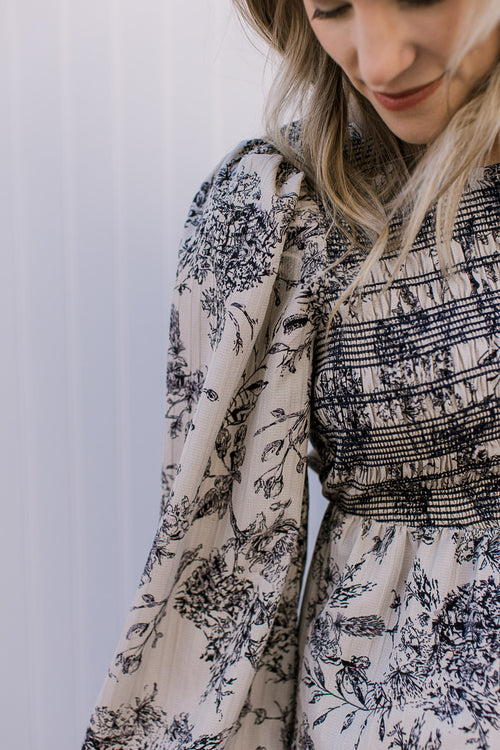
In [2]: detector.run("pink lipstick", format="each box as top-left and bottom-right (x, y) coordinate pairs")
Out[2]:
(372, 74), (445, 112)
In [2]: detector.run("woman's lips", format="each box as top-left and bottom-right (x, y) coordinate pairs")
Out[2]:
(372, 74), (445, 111)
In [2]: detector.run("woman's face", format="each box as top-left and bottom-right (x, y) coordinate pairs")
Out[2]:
(302, 0), (500, 145)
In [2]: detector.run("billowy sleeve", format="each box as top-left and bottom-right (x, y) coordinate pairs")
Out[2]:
(82, 139), (330, 750)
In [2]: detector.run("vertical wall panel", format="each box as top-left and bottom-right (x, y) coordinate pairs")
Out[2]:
(59, 0), (88, 736)
(61, 4), (123, 742)
(0, 2), (328, 748)
(109, 0), (132, 625)
(7, 1), (79, 746)
(1, 4), (34, 749)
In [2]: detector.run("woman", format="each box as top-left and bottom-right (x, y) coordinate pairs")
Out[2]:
(82, 1), (500, 748)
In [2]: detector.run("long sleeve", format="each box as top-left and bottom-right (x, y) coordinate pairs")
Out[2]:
(82, 139), (330, 750)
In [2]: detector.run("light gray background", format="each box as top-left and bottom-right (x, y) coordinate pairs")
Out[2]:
(1, 2), (328, 747)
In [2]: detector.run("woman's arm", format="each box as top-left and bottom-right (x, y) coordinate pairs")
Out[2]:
(82, 138), (329, 750)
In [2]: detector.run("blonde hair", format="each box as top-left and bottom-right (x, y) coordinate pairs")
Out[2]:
(233, 0), (500, 313)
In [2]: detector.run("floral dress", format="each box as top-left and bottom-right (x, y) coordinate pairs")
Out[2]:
(298, 156), (500, 748)
(82, 137), (500, 750)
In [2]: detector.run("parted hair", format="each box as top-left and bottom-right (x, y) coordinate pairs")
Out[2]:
(233, 0), (500, 311)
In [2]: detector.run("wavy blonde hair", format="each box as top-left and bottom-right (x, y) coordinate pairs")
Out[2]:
(233, 0), (500, 312)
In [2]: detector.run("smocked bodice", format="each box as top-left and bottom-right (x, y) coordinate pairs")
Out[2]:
(311, 164), (500, 526)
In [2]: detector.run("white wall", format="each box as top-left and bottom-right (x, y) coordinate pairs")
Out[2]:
(1, 2), (327, 748)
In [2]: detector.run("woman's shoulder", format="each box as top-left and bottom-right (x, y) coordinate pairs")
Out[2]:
(206, 134), (309, 202)
(177, 135), (331, 298)
(194, 122), (362, 216)
(216, 122), (304, 172)
(185, 132), (325, 239)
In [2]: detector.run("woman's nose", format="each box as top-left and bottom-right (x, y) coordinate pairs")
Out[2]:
(354, 13), (417, 90)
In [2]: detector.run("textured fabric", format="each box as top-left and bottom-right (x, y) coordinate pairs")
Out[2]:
(299, 161), (500, 749)
(82, 139), (500, 750)
(82, 139), (330, 750)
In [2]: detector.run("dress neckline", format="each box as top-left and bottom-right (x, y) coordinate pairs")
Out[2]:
(469, 161), (500, 183)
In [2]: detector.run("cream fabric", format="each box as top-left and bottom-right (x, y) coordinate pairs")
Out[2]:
(82, 139), (500, 750)
(82, 139), (329, 748)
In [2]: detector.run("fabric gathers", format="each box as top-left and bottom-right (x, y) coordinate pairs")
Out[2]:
(82, 138), (500, 750)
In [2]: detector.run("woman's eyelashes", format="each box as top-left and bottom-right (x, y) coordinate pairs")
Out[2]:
(312, 5), (350, 20)
(312, 0), (446, 21)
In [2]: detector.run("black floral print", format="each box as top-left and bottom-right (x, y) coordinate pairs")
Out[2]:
(297, 160), (500, 749)
(82, 139), (331, 750)
(82, 140), (500, 749)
